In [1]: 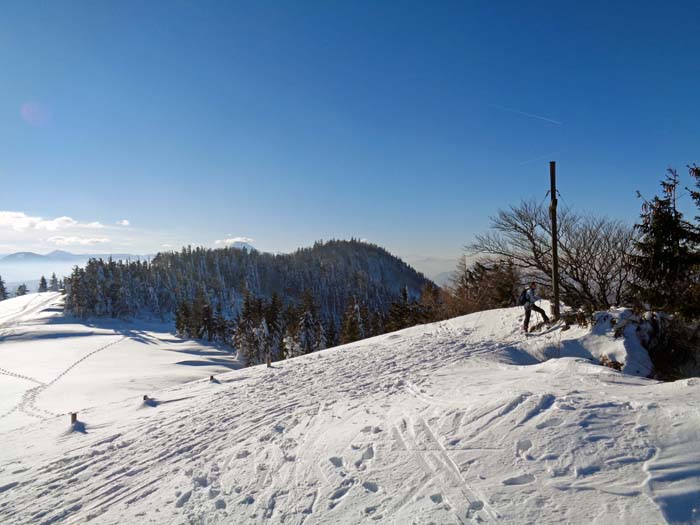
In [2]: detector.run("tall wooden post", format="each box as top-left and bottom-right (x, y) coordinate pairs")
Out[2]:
(549, 161), (561, 321)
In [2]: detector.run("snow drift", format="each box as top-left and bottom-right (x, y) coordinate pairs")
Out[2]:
(0, 294), (698, 524)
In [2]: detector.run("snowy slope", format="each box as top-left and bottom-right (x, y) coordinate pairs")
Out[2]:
(0, 293), (241, 433)
(1, 298), (699, 524)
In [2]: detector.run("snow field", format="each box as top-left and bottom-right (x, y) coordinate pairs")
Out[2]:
(0, 293), (241, 432)
(0, 294), (698, 524)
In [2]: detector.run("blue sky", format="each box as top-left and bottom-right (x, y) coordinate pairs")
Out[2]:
(1, 1), (699, 273)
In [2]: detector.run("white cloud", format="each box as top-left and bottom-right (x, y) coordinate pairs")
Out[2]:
(215, 236), (254, 246)
(47, 236), (110, 246)
(0, 211), (104, 232)
(117, 219), (130, 227)
(161, 243), (173, 248)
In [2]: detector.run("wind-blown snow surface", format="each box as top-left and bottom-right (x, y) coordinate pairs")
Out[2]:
(1, 296), (699, 524)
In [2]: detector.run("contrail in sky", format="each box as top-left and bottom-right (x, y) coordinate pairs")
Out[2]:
(490, 104), (563, 125)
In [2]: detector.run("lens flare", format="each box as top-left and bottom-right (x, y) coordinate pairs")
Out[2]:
(20, 101), (50, 127)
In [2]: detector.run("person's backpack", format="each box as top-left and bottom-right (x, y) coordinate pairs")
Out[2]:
(518, 288), (529, 306)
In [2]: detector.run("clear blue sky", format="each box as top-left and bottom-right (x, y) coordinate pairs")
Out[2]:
(1, 1), (699, 270)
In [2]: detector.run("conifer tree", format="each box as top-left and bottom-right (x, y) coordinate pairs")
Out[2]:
(297, 309), (316, 355)
(189, 288), (204, 337)
(202, 303), (214, 341)
(294, 290), (318, 354)
(265, 293), (285, 361)
(631, 169), (699, 316)
(15, 284), (28, 297)
(326, 317), (338, 348)
(175, 300), (191, 336)
(340, 300), (362, 344)
(213, 303), (228, 342)
(255, 318), (270, 364)
(38, 276), (48, 293)
(315, 318), (327, 352)
(0, 275), (7, 301)
(234, 291), (260, 365)
(283, 330), (300, 359)
(370, 311), (385, 337)
(386, 287), (410, 332)
(49, 273), (59, 292)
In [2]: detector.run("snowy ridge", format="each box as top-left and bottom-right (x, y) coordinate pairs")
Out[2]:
(0, 296), (699, 524)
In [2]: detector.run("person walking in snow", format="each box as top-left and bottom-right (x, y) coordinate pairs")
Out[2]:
(521, 281), (550, 332)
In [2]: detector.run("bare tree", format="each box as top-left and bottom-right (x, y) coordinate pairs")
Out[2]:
(469, 200), (635, 312)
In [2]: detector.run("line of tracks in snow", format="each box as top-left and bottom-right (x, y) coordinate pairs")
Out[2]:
(0, 294), (128, 424)
(1, 335), (128, 422)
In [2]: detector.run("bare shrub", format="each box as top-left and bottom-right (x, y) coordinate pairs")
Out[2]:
(469, 200), (635, 312)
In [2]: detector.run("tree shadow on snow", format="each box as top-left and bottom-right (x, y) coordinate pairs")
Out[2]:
(0, 331), (97, 343)
(175, 359), (241, 370)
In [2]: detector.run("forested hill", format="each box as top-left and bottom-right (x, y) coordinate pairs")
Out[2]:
(63, 239), (431, 322)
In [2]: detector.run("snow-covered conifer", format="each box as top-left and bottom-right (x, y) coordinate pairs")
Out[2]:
(49, 273), (59, 292)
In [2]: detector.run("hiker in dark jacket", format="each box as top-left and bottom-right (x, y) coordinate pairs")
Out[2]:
(522, 281), (550, 332)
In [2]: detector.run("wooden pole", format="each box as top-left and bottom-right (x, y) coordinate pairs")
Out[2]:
(549, 161), (561, 321)
(70, 412), (77, 424)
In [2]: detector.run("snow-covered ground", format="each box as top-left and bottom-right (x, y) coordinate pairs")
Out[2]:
(1, 294), (699, 524)
(0, 293), (241, 433)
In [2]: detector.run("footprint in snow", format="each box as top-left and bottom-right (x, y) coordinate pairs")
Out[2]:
(469, 500), (484, 511)
(502, 473), (536, 485)
(328, 481), (354, 509)
(175, 490), (192, 508)
(355, 445), (375, 469)
(575, 465), (601, 477)
(362, 481), (379, 493)
(516, 439), (532, 459)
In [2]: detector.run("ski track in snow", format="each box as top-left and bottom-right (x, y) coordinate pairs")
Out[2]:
(0, 296), (699, 524)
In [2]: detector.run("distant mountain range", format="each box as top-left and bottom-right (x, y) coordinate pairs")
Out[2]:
(0, 250), (144, 288)
(0, 250), (140, 264)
